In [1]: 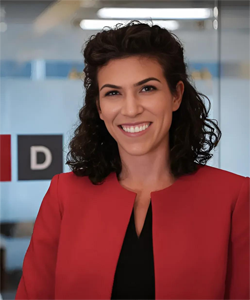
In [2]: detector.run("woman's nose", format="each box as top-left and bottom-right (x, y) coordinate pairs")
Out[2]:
(120, 96), (143, 117)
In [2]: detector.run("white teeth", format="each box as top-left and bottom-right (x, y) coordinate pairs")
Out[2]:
(121, 123), (150, 133)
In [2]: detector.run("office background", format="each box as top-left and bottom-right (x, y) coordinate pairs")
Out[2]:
(0, 0), (249, 298)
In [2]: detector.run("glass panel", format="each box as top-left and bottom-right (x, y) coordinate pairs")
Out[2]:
(219, 1), (250, 175)
(0, 0), (249, 297)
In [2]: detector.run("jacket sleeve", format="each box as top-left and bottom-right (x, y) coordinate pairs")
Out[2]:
(224, 176), (250, 299)
(15, 174), (62, 300)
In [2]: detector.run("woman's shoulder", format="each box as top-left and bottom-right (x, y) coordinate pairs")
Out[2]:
(57, 170), (87, 181)
(197, 164), (249, 196)
(51, 171), (111, 209)
(55, 171), (96, 188)
(54, 171), (114, 194)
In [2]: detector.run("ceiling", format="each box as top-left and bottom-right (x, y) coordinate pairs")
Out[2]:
(0, 0), (248, 61)
(1, 0), (56, 23)
(1, 0), (249, 24)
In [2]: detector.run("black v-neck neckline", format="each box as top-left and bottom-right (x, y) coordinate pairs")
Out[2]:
(132, 201), (152, 240)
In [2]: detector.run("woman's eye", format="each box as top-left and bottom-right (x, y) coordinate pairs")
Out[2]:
(141, 85), (157, 92)
(105, 85), (156, 97)
(105, 90), (119, 97)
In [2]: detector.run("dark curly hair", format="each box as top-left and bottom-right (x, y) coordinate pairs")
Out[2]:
(66, 20), (222, 185)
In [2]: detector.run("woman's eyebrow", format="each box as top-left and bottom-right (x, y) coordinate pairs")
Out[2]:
(99, 77), (161, 91)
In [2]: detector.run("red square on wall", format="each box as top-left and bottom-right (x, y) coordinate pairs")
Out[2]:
(0, 135), (11, 181)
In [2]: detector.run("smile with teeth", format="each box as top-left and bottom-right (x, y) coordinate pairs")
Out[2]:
(120, 123), (151, 133)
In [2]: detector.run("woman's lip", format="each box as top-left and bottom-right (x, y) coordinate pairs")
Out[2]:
(119, 121), (152, 126)
(118, 123), (152, 137)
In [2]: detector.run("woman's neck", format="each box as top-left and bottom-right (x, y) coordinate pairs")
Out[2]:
(119, 143), (175, 189)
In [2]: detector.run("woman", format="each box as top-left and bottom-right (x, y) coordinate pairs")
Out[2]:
(16, 21), (249, 299)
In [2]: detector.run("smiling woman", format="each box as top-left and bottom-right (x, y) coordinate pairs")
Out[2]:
(15, 20), (249, 300)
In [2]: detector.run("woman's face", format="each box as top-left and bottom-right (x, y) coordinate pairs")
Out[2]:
(96, 56), (184, 156)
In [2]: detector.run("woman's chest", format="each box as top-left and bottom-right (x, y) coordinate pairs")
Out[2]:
(55, 193), (229, 299)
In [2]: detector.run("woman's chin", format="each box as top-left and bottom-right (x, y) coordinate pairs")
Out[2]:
(118, 144), (151, 156)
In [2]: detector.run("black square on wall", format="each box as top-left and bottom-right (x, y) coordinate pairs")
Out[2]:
(18, 135), (63, 180)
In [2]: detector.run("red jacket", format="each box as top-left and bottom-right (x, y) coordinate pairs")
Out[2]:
(15, 164), (249, 299)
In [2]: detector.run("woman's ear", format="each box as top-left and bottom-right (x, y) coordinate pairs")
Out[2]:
(172, 81), (184, 112)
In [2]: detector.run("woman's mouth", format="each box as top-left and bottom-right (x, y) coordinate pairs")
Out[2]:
(118, 122), (152, 137)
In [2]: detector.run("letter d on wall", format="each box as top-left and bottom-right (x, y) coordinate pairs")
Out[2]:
(31, 146), (52, 170)
(18, 135), (63, 180)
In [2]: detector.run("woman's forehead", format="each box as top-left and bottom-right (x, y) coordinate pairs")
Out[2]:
(97, 57), (164, 82)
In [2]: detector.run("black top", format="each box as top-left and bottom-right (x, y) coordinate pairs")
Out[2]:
(111, 201), (155, 299)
